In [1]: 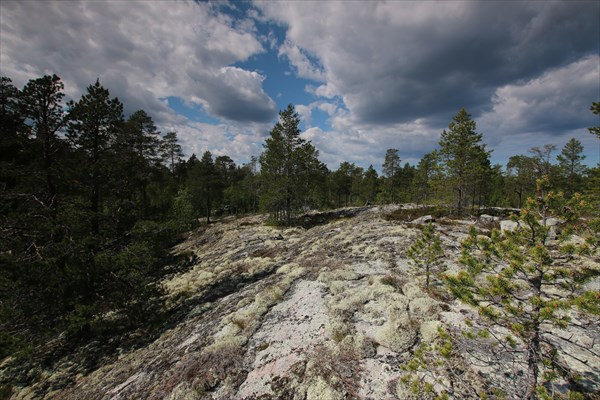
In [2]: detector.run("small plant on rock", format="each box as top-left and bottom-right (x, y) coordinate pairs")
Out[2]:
(407, 223), (445, 290)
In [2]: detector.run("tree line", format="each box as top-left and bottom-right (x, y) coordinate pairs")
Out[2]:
(260, 105), (599, 221)
(0, 73), (598, 362)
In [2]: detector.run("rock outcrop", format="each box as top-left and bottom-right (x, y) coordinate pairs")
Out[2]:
(3, 206), (599, 399)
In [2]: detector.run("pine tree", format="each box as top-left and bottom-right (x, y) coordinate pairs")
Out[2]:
(188, 151), (219, 223)
(507, 155), (536, 209)
(67, 79), (124, 234)
(259, 104), (320, 225)
(446, 177), (600, 398)
(119, 110), (162, 218)
(438, 109), (491, 216)
(382, 148), (401, 204)
(413, 152), (438, 207)
(0, 77), (24, 148)
(588, 102), (600, 139)
(529, 144), (557, 178)
(161, 131), (184, 174)
(331, 162), (355, 207)
(407, 222), (445, 290)
(19, 74), (66, 210)
(361, 165), (379, 205)
(557, 138), (587, 196)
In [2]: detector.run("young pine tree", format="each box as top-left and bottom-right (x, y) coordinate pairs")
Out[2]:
(407, 222), (445, 290)
(446, 177), (600, 399)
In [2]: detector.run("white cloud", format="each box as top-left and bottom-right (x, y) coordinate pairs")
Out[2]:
(162, 119), (270, 165)
(278, 40), (325, 81)
(475, 55), (600, 165)
(479, 55), (599, 138)
(295, 104), (313, 127)
(300, 109), (441, 171)
(0, 0), (276, 123)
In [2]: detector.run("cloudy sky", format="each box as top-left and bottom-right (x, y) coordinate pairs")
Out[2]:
(1, 0), (599, 170)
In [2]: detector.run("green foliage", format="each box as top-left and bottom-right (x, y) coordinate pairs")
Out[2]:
(588, 102), (600, 139)
(438, 108), (492, 215)
(407, 223), (445, 289)
(187, 151), (220, 223)
(398, 327), (486, 399)
(413, 152), (438, 206)
(445, 178), (600, 397)
(0, 74), (189, 368)
(161, 131), (184, 174)
(259, 104), (323, 225)
(170, 188), (195, 229)
(384, 206), (450, 222)
(556, 138), (587, 196)
(382, 148), (401, 203)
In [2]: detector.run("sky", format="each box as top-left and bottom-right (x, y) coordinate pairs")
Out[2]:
(1, 0), (599, 171)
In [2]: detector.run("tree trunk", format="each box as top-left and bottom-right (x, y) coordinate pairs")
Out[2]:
(206, 188), (211, 224)
(42, 127), (57, 212)
(525, 268), (544, 399)
(525, 324), (541, 399)
(286, 194), (291, 226)
(457, 187), (463, 216)
(91, 172), (100, 234)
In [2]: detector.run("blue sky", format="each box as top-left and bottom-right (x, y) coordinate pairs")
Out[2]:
(1, 0), (599, 171)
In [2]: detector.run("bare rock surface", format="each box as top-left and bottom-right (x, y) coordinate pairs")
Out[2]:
(235, 280), (329, 398)
(4, 206), (599, 399)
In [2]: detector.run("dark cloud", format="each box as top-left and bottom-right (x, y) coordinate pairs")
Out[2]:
(260, 1), (598, 128)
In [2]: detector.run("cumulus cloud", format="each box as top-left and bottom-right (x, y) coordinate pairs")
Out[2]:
(478, 55), (600, 164)
(0, 0), (276, 124)
(188, 66), (276, 123)
(302, 109), (441, 170)
(257, 1), (598, 169)
(160, 118), (271, 165)
(278, 39), (325, 81)
(479, 55), (599, 139)
(258, 1), (598, 126)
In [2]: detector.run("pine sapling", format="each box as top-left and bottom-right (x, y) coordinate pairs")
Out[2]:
(445, 177), (600, 399)
(407, 222), (445, 290)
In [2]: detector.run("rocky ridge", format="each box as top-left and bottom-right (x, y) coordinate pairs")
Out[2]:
(4, 205), (599, 399)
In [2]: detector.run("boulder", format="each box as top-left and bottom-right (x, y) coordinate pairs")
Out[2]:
(500, 220), (520, 233)
(411, 215), (434, 224)
(478, 214), (499, 224)
(544, 217), (562, 227)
